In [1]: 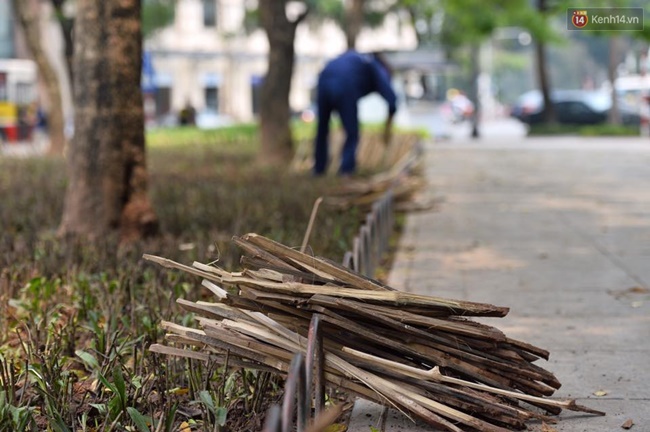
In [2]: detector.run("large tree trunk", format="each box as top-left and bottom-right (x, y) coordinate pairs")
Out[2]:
(59, 0), (158, 243)
(12, 0), (66, 155)
(257, 0), (307, 166)
(534, 0), (555, 124)
(345, 0), (364, 50)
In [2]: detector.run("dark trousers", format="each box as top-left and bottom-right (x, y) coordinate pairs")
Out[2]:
(314, 78), (359, 175)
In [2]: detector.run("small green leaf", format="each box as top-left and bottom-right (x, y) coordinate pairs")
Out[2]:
(127, 407), (152, 432)
(164, 402), (178, 432)
(198, 390), (216, 416)
(132, 375), (143, 390)
(97, 371), (117, 394)
(215, 406), (227, 426)
(89, 403), (107, 415)
(113, 366), (127, 405)
(75, 350), (100, 370)
(108, 395), (122, 420)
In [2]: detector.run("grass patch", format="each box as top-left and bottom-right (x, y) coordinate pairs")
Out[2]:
(147, 123), (259, 149)
(0, 129), (373, 431)
(527, 123), (640, 137)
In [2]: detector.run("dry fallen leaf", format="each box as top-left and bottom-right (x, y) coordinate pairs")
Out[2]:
(622, 418), (634, 429)
(179, 243), (196, 251)
(179, 421), (191, 432)
(541, 422), (558, 432)
(323, 423), (348, 432)
(628, 287), (650, 294)
(594, 390), (608, 397)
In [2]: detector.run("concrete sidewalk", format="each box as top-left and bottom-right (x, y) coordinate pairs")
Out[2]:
(348, 135), (650, 431)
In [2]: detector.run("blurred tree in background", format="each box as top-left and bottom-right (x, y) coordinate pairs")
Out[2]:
(12, 0), (66, 155)
(257, 0), (309, 166)
(254, 0), (393, 163)
(397, 0), (550, 134)
(142, 0), (176, 38)
(49, 0), (74, 85)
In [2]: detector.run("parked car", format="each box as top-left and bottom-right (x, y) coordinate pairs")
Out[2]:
(511, 90), (641, 125)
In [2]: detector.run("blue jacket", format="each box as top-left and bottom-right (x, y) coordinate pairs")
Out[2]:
(319, 50), (397, 115)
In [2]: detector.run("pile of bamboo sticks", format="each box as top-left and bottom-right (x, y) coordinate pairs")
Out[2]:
(291, 130), (419, 175)
(322, 138), (429, 213)
(146, 233), (603, 432)
(324, 143), (426, 211)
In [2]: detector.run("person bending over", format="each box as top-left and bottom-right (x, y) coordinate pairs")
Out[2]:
(313, 50), (397, 176)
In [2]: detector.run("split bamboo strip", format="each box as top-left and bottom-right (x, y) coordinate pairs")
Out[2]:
(241, 233), (390, 292)
(187, 267), (509, 317)
(308, 294), (506, 341)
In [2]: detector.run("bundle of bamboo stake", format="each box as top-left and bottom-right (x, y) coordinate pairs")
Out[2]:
(146, 233), (604, 432)
(323, 144), (427, 212)
(291, 131), (419, 176)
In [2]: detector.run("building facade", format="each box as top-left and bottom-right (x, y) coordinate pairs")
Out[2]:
(145, 0), (417, 124)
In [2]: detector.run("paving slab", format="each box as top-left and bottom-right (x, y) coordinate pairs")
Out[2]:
(545, 350), (650, 399)
(492, 315), (650, 352)
(348, 135), (650, 431)
(350, 399), (650, 432)
(525, 400), (650, 432)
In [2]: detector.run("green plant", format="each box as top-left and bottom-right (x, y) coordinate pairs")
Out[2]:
(0, 392), (35, 432)
(0, 125), (416, 430)
(0, 355), (35, 432)
(527, 123), (640, 136)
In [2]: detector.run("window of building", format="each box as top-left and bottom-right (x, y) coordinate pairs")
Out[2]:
(251, 75), (263, 116)
(0, 73), (7, 101)
(15, 82), (33, 105)
(202, 0), (217, 27)
(205, 86), (219, 111)
(155, 86), (171, 116)
(0, 2), (14, 58)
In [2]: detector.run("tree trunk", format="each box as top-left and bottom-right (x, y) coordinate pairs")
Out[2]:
(257, 0), (307, 166)
(469, 43), (480, 138)
(59, 0), (158, 243)
(50, 0), (75, 86)
(534, 0), (555, 124)
(607, 36), (620, 125)
(345, 0), (364, 50)
(12, 0), (66, 155)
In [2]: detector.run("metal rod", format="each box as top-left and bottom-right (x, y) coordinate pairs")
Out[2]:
(306, 314), (325, 416)
(282, 353), (306, 432)
(263, 405), (281, 432)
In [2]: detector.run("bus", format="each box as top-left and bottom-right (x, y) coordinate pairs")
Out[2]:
(0, 58), (38, 144)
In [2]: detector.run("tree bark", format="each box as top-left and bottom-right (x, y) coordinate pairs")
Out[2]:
(607, 36), (620, 125)
(257, 0), (307, 166)
(50, 0), (75, 87)
(59, 0), (158, 243)
(345, 0), (364, 50)
(469, 43), (480, 138)
(534, 0), (555, 124)
(12, 0), (66, 155)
